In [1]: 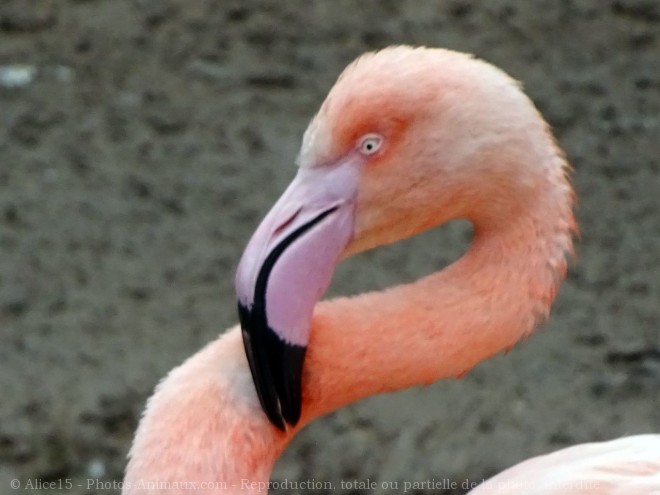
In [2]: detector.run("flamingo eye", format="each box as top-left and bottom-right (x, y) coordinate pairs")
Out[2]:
(358, 134), (383, 156)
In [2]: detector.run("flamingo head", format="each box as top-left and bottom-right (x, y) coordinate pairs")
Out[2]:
(235, 46), (551, 429)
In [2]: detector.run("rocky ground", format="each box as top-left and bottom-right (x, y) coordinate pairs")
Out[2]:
(0, 1), (658, 494)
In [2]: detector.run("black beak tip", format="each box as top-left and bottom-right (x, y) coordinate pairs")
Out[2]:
(241, 325), (287, 431)
(276, 343), (306, 426)
(239, 302), (305, 431)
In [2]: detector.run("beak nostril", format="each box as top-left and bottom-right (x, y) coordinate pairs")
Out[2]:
(272, 208), (302, 237)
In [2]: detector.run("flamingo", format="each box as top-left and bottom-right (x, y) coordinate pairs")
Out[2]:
(122, 46), (658, 494)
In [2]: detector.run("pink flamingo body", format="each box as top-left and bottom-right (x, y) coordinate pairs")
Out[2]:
(123, 47), (659, 494)
(469, 435), (660, 495)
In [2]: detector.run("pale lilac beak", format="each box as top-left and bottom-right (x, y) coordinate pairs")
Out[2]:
(235, 158), (362, 429)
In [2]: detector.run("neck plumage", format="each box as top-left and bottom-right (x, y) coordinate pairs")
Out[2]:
(302, 163), (575, 421)
(123, 151), (574, 495)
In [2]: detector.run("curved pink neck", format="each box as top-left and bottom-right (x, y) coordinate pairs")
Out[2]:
(300, 191), (574, 425)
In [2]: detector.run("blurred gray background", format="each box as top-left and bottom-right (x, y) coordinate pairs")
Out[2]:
(1, 1), (658, 494)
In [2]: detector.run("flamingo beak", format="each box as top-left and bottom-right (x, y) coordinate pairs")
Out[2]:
(235, 158), (362, 429)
